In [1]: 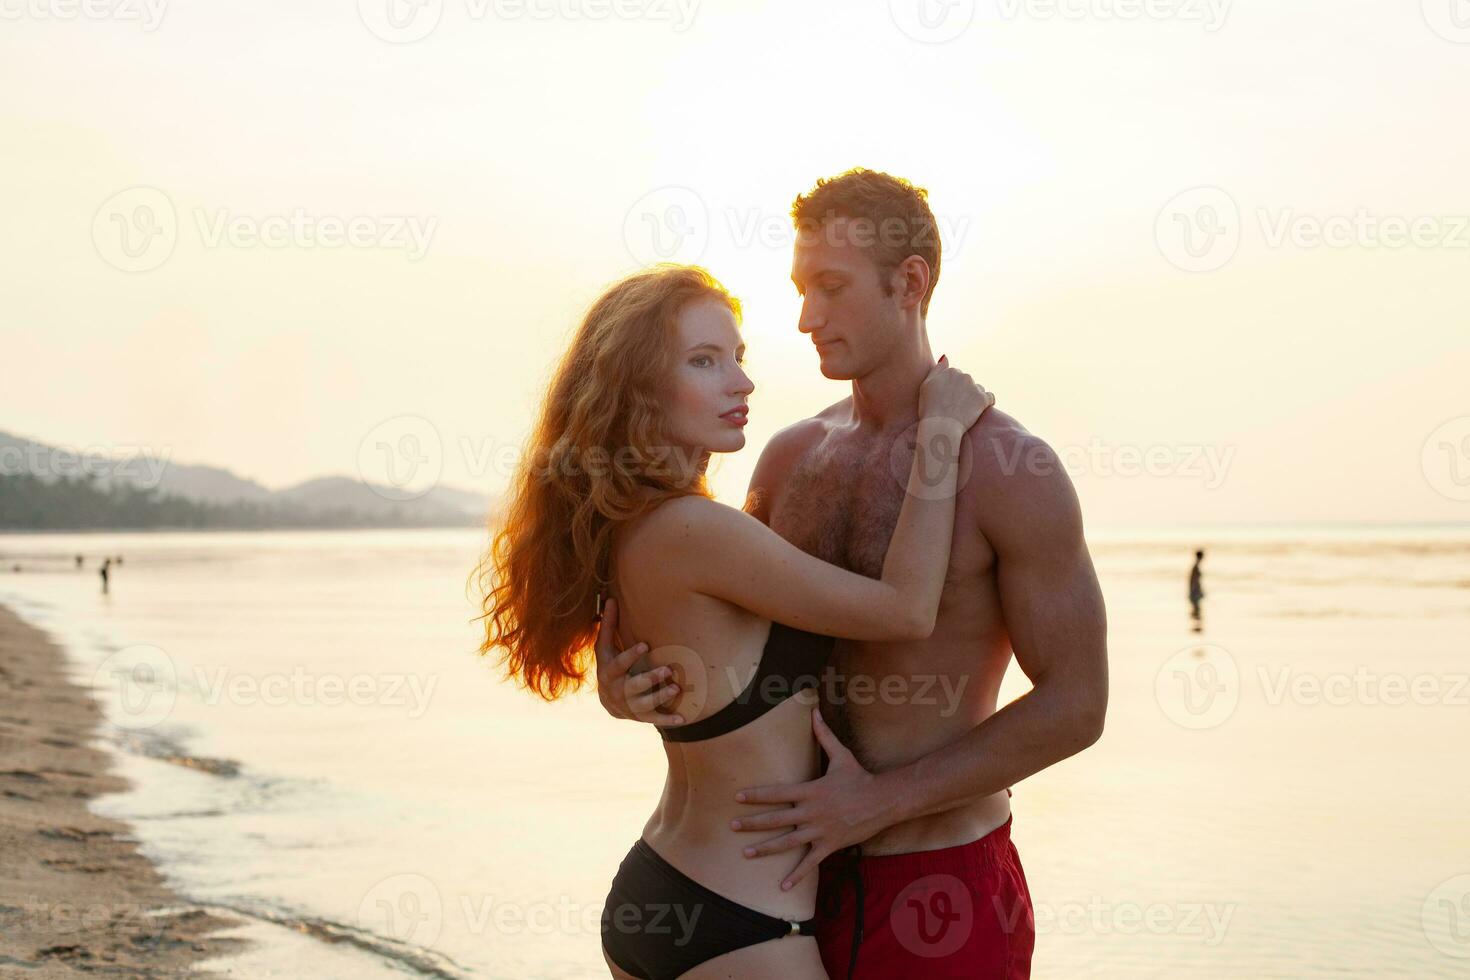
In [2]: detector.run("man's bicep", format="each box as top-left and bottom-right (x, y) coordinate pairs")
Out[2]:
(744, 442), (781, 524)
(989, 459), (1107, 695)
(743, 421), (817, 525)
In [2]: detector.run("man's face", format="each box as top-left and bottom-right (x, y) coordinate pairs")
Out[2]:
(790, 217), (904, 381)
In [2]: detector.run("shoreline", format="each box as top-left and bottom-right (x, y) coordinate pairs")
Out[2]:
(0, 601), (248, 977)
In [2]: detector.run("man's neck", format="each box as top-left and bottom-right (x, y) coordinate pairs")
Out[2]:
(848, 328), (935, 432)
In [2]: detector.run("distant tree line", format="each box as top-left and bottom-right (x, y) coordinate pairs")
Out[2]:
(0, 473), (473, 530)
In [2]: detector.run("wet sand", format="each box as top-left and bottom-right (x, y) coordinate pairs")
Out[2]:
(0, 602), (247, 977)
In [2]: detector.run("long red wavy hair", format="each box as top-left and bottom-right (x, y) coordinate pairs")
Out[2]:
(472, 265), (742, 700)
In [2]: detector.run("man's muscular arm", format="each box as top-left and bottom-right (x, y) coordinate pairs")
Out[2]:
(878, 433), (1108, 821)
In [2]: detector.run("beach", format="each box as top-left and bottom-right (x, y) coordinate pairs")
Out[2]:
(0, 602), (245, 977)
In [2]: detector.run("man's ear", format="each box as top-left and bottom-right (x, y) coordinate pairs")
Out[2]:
(896, 255), (931, 312)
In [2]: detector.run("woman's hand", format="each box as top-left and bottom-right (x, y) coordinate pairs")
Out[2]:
(918, 354), (994, 431)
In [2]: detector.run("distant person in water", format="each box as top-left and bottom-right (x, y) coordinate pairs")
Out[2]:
(99, 558), (111, 595)
(1189, 549), (1205, 630)
(75, 554), (84, 569)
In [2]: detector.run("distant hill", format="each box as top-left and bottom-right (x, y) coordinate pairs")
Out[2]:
(269, 475), (489, 523)
(0, 429), (493, 531)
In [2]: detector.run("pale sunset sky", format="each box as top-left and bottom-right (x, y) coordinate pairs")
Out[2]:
(2, 0), (1467, 527)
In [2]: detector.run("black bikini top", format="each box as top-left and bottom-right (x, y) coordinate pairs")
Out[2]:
(661, 621), (835, 743)
(596, 580), (835, 743)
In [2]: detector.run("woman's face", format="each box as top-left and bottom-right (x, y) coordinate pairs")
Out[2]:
(662, 298), (754, 458)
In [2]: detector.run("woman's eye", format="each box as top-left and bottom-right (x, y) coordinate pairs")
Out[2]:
(690, 356), (712, 368)
(823, 285), (843, 297)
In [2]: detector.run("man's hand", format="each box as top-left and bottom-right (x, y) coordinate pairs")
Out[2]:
(729, 708), (890, 892)
(594, 597), (686, 726)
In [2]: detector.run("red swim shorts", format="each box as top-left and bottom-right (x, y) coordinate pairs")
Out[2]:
(815, 815), (1035, 979)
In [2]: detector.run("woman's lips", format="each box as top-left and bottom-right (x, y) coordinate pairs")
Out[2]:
(720, 406), (748, 427)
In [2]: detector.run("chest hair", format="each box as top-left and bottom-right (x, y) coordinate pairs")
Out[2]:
(772, 430), (918, 758)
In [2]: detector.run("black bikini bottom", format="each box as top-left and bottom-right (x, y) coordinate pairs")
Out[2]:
(601, 838), (816, 979)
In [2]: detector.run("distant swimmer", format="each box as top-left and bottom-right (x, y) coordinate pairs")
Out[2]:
(75, 553), (84, 568)
(100, 558), (111, 595)
(1189, 549), (1205, 631)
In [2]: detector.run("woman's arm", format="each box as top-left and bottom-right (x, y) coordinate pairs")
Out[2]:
(656, 362), (990, 642)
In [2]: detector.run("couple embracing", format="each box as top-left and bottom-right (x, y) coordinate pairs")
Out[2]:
(477, 168), (1109, 979)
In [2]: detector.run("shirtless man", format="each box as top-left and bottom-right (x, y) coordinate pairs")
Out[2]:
(596, 169), (1108, 978)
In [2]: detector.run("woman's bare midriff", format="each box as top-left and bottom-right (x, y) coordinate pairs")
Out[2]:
(610, 516), (829, 923)
(640, 685), (823, 922)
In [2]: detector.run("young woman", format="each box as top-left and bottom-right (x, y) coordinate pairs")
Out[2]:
(475, 265), (991, 979)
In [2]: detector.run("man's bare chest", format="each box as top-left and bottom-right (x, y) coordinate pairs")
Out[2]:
(771, 435), (909, 579)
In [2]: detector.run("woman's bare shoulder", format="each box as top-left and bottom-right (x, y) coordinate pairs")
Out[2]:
(614, 496), (749, 598)
(629, 494), (746, 544)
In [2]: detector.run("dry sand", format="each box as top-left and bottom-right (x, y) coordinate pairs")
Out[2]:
(0, 602), (248, 977)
